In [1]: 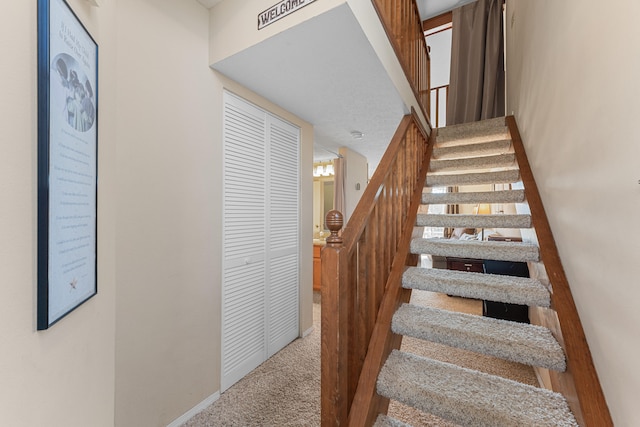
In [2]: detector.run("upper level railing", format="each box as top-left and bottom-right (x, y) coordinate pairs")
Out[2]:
(372, 0), (431, 123)
(320, 110), (432, 426)
(430, 84), (449, 128)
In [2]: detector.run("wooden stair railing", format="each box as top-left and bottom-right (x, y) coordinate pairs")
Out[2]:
(321, 110), (432, 426)
(372, 0), (431, 126)
(430, 84), (449, 128)
(507, 116), (613, 426)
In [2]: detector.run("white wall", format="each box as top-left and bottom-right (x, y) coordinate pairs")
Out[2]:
(506, 1), (640, 424)
(427, 29), (452, 88)
(209, 0), (345, 65)
(0, 1), (116, 426)
(0, 0), (322, 425)
(114, 1), (220, 425)
(427, 28), (451, 127)
(114, 1), (313, 426)
(339, 147), (369, 222)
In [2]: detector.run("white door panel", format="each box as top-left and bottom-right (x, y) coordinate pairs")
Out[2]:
(222, 91), (300, 391)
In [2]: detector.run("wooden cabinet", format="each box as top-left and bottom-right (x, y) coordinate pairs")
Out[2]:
(313, 244), (323, 291)
(487, 235), (523, 242)
(446, 257), (484, 273)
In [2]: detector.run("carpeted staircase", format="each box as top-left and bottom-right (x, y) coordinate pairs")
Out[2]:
(373, 117), (579, 427)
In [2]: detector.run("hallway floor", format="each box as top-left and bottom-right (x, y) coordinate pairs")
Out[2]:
(183, 291), (537, 426)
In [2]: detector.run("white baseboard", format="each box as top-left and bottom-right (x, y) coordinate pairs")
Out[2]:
(166, 391), (220, 427)
(302, 325), (314, 338)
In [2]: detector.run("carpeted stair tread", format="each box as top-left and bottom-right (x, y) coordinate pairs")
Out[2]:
(430, 153), (516, 172)
(402, 267), (550, 307)
(432, 139), (511, 159)
(373, 414), (413, 427)
(416, 213), (531, 229)
(426, 169), (520, 187)
(436, 117), (507, 144)
(393, 304), (566, 371)
(410, 238), (540, 262)
(377, 350), (578, 427)
(421, 189), (526, 205)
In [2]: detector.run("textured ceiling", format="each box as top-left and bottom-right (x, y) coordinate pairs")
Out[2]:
(212, 4), (408, 174)
(206, 0), (473, 173)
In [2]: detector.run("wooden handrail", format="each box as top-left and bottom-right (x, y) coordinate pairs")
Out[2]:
(372, 0), (431, 127)
(422, 10), (452, 33)
(507, 116), (613, 426)
(321, 111), (430, 426)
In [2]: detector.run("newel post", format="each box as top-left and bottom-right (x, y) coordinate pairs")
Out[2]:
(321, 210), (350, 426)
(325, 210), (343, 246)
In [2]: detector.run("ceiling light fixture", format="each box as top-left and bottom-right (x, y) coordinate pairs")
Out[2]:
(350, 130), (364, 139)
(313, 161), (335, 177)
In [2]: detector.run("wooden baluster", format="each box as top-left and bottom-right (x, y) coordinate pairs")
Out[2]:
(428, 55), (432, 106)
(376, 186), (385, 280)
(388, 171), (395, 258)
(383, 180), (392, 276)
(409, 8), (414, 82)
(405, 134), (411, 219)
(410, 3), (414, 79)
(370, 206), (383, 317)
(394, 164), (400, 252)
(347, 247), (359, 410)
(398, 149), (404, 238)
(435, 88), (440, 127)
(355, 229), (369, 402)
(415, 12), (420, 82)
(400, 2), (403, 56)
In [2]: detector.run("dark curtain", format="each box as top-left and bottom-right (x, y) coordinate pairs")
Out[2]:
(447, 0), (505, 125)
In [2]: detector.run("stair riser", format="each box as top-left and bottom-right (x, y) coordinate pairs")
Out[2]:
(430, 153), (516, 172)
(416, 214), (531, 229)
(436, 117), (508, 143)
(421, 189), (526, 205)
(377, 350), (578, 427)
(410, 238), (540, 263)
(402, 267), (551, 307)
(392, 304), (566, 371)
(426, 170), (520, 187)
(432, 141), (511, 159)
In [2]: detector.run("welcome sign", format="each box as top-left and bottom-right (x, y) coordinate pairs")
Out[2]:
(258, 0), (317, 30)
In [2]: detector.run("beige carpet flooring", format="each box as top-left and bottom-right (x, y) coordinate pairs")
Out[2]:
(184, 291), (538, 426)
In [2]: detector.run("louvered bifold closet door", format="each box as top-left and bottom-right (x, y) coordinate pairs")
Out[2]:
(222, 93), (267, 391)
(266, 116), (300, 358)
(221, 92), (301, 392)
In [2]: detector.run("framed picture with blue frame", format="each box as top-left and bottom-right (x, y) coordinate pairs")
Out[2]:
(37, 0), (98, 330)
